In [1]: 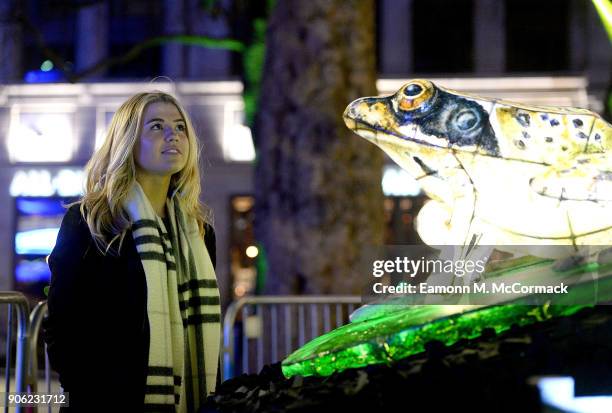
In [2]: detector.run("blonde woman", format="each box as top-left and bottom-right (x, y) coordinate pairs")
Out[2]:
(44, 92), (221, 412)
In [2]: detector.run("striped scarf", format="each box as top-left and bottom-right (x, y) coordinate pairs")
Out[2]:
(124, 182), (220, 412)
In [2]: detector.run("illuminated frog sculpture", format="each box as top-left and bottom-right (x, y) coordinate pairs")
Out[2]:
(279, 84), (611, 379)
(344, 80), (612, 268)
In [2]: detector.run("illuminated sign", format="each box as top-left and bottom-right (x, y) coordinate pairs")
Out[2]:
(10, 169), (84, 197)
(7, 107), (76, 163)
(15, 228), (59, 255)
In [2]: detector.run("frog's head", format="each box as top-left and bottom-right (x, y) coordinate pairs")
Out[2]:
(343, 80), (499, 166)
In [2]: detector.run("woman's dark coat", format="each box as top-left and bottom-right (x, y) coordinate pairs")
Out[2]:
(43, 204), (216, 411)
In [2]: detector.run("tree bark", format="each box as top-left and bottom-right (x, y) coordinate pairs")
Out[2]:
(254, 0), (384, 295)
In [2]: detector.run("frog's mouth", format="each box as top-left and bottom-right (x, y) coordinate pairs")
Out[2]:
(343, 113), (446, 151)
(343, 82), (451, 152)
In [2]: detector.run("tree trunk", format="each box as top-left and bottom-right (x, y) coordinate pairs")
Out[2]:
(254, 0), (384, 295)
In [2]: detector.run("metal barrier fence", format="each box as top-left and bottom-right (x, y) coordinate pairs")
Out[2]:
(1, 293), (362, 410)
(222, 295), (362, 381)
(0, 292), (30, 413)
(26, 301), (47, 395)
(27, 301), (61, 413)
(0, 298), (61, 413)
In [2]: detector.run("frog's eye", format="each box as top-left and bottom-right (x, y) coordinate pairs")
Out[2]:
(453, 109), (479, 131)
(403, 84), (423, 97)
(398, 80), (435, 113)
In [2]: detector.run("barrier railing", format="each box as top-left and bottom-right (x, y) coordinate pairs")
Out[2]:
(27, 301), (58, 413)
(222, 295), (361, 381)
(4, 293), (362, 409)
(0, 292), (30, 413)
(26, 301), (47, 394)
(2, 299), (61, 413)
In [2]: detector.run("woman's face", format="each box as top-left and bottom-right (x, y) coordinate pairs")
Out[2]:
(134, 101), (189, 179)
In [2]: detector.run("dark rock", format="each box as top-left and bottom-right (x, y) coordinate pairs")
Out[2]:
(204, 306), (612, 412)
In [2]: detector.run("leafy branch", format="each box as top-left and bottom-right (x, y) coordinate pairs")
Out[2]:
(17, 10), (244, 83)
(73, 35), (245, 81)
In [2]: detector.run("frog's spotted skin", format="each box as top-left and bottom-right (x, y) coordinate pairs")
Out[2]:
(344, 79), (612, 250)
(492, 102), (607, 165)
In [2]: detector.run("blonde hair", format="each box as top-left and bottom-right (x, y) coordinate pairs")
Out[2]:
(80, 91), (209, 254)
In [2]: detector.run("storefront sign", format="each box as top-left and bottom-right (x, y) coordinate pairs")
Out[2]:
(10, 169), (84, 197)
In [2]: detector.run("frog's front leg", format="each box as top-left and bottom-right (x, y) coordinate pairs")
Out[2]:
(415, 189), (482, 287)
(415, 192), (476, 247)
(441, 199), (494, 286)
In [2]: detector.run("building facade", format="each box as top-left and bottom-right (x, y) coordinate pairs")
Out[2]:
(0, 0), (609, 308)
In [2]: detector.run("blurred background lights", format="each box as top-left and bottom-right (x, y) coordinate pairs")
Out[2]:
(10, 169), (84, 197)
(24, 60), (64, 83)
(7, 111), (74, 163)
(246, 245), (259, 258)
(15, 259), (51, 283)
(537, 376), (612, 413)
(95, 110), (116, 150)
(40, 60), (54, 72)
(382, 165), (422, 196)
(223, 124), (256, 162)
(15, 228), (60, 255)
(52, 169), (85, 196)
(10, 170), (54, 197)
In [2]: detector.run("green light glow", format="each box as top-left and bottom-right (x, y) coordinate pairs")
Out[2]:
(40, 60), (54, 72)
(282, 302), (587, 378)
(282, 260), (612, 378)
(592, 0), (612, 44)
